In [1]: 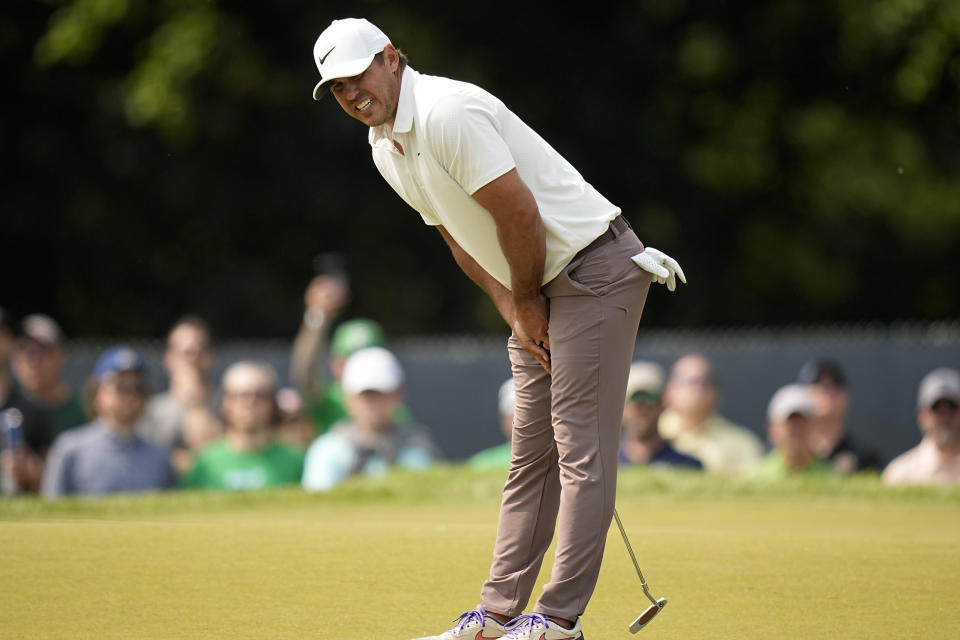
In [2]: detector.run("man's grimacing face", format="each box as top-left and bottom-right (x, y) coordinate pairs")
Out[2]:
(329, 46), (401, 128)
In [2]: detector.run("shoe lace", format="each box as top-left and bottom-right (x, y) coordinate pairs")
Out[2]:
(452, 606), (488, 631)
(503, 613), (548, 638)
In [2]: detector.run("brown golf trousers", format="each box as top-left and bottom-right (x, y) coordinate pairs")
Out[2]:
(480, 214), (653, 621)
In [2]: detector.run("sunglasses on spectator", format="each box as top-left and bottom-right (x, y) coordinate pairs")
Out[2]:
(225, 389), (273, 401)
(629, 389), (661, 405)
(111, 381), (148, 396)
(931, 399), (959, 413)
(813, 377), (846, 391)
(675, 375), (714, 387)
(15, 342), (55, 356)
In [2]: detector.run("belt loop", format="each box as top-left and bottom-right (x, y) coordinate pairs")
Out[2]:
(610, 214), (627, 237)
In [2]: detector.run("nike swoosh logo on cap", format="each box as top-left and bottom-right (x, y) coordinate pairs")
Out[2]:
(319, 45), (336, 65)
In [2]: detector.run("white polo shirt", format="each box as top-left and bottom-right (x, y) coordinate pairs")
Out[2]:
(369, 66), (620, 289)
(882, 436), (960, 486)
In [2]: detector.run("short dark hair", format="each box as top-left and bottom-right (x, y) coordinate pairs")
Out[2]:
(374, 48), (408, 69)
(168, 314), (212, 344)
(797, 359), (847, 387)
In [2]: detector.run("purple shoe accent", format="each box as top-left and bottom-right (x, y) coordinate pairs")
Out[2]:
(453, 606), (488, 631)
(503, 613), (549, 637)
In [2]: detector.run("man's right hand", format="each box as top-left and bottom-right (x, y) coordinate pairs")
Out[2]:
(305, 275), (350, 317)
(513, 294), (551, 374)
(169, 359), (208, 406)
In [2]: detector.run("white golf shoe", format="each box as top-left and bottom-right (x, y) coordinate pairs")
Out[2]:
(411, 605), (508, 639)
(502, 613), (584, 640)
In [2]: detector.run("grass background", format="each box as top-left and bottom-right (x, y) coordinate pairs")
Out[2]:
(2, 467), (959, 639)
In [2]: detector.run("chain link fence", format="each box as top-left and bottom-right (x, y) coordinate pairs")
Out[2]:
(61, 321), (960, 464)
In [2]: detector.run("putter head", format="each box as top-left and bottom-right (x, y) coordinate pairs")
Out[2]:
(628, 598), (667, 633)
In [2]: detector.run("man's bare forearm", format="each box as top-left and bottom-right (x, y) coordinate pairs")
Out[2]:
(496, 206), (545, 303)
(437, 225), (515, 327)
(470, 168), (552, 371)
(290, 319), (330, 396)
(471, 169), (545, 303)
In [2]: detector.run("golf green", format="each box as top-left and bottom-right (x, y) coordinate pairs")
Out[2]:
(1, 468), (957, 639)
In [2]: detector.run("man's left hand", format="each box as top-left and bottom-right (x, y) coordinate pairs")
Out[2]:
(513, 294), (551, 374)
(631, 248), (687, 292)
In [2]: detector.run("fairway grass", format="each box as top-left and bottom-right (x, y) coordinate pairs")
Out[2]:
(1, 468), (958, 639)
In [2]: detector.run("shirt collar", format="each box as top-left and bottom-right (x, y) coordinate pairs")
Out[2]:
(920, 435), (960, 470)
(368, 65), (417, 148)
(92, 418), (139, 445)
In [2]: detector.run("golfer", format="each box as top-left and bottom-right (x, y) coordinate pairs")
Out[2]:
(311, 18), (684, 640)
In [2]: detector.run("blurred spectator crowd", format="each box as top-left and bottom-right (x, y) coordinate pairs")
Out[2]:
(2, 283), (959, 499)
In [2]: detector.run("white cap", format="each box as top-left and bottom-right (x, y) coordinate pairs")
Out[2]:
(498, 378), (515, 417)
(767, 384), (816, 423)
(341, 346), (404, 394)
(625, 361), (665, 401)
(312, 18), (391, 100)
(222, 361), (278, 394)
(917, 367), (960, 409)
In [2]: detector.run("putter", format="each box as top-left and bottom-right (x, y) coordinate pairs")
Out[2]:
(613, 508), (668, 633)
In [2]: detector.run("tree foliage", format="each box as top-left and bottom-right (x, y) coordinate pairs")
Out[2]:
(3, 0), (959, 338)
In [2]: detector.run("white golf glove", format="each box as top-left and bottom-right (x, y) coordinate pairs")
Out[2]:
(631, 248), (687, 292)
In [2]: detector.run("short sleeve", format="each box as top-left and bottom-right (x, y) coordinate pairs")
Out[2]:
(302, 433), (352, 491)
(40, 435), (72, 497)
(424, 94), (516, 195)
(179, 455), (204, 489)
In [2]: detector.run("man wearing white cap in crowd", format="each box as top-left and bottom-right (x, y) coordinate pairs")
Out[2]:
(883, 367), (960, 486)
(620, 361), (702, 469)
(301, 346), (439, 491)
(750, 383), (834, 479)
(467, 377), (516, 471)
(310, 18), (685, 639)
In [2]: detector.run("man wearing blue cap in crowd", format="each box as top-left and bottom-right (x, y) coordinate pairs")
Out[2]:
(41, 346), (176, 498)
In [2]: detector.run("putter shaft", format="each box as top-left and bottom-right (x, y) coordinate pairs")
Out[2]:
(613, 508), (659, 607)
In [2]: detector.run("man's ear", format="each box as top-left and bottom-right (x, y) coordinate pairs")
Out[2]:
(383, 44), (400, 72)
